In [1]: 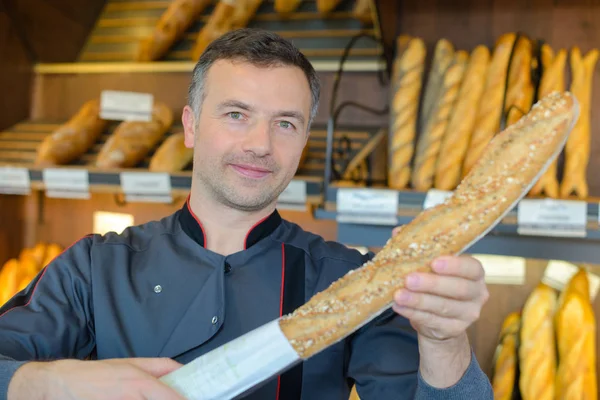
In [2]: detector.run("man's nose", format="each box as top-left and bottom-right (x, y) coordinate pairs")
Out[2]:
(242, 120), (272, 157)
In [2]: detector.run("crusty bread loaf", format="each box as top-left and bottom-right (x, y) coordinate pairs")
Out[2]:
(96, 102), (174, 169)
(555, 268), (597, 400)
(529, 45), (567, 198)
(388, 35), (426, 189)
(136, 0), (211, 61)
(352, 0), (373, 25)
(419, 39), (455, 133)
(35, 99), (107, 166)
(519, 283), (557, 400)
(434, 45), (490, 190)
(279, 91), (579, 359)
(316, 0), (343, 13)
(461, 33), (516, 178)
(504, 35), (535, 127)
(149, 132), (194, 173)
(560, 47), (598, 199)
(411, 50), (468, 191)
(492, 312), (521, 400)
(274, 0), (302, 14)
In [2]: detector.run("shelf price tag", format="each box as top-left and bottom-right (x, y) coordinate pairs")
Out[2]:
(277, 180), (307, 211)
(100, 90), (154, 122)
(336, 188), (398, 225)
(517, 198), (587, 238)
(43, 169), (90, 199)
(542, 260), (600, 300)
(423, 189), (453, 209)
(470, 254), (526, 285)
(120, 172), (172, 203)
(0, 167), (31, 195)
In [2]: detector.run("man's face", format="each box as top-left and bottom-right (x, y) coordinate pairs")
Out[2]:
(182, 59), (312, 212)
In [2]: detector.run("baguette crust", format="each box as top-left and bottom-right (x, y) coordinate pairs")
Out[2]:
(274, 0), (302, 14)
(388, 36), (426, 189)
(462, 33), (516, 178)
(560, 47), (598, 199)
(419, 39), (454, 133)
(96, 102), (174, 169)
(316, 0), (343, 13)
(35, 99), (108, 166)
(136, 0), (211, 61)
(529, 45), (567, 198)
(492, 312), (520, 400)
(279, 91), (579, 359)
(519, 283), (557, 400)
(411, 50), (468, 191)
(352, 0), (373, 25)
(504, 36), (535, 127)
(434, 45), (490, 190)
(148, 132), (194, 173)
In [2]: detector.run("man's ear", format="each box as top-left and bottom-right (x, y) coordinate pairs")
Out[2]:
(182, 105), (196, 148)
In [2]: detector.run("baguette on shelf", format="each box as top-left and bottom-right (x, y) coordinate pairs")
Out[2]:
(491, 312), (520, 400)
(149, 132), (194, 173)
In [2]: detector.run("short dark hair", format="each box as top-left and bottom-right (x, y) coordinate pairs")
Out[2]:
(188, 28), (321, 129)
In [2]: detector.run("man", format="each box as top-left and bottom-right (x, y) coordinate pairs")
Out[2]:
(0, 28), (493, 399)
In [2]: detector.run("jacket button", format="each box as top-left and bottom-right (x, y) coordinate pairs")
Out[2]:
(212, 316), (218, 324)
(154, 285), (162, 293)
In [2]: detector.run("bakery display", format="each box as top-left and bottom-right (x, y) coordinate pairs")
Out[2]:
(96, 102), (174, 169)
(274, 0), (303, 14)
(352, 0), (373, 25)
(316, 0), (343, 14)
(149, 132), (194, 173)
(34, 99), (108, 166)
(491, 312), (520, 400)
(503, 35), (535, 128)
(278, 91), (579, 359)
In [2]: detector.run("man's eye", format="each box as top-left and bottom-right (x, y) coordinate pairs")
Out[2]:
(279, 121), (292, 129)
(228, 112), (242, 120)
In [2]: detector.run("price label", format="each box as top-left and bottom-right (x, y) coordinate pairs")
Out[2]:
(120, 172), (172, 203)
(0, 167), (31, 195)
(277, 180), (307, 211)
(43, 169), (90, 199)
(517, 198), (587, 237)
(423, 189), (453, 209)
(542, 260), (600, 300)
(100, 90), (154, 122)
(336, 188), (398, 225)
(471, 254), (526, 285)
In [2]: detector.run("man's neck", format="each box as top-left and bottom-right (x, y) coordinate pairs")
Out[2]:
(188, 191), (276, 256)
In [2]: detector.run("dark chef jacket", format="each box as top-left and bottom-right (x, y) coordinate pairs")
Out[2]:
(0, 198), (493, 400)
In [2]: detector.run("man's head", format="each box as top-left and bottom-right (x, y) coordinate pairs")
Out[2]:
(182, 28), (321, 213)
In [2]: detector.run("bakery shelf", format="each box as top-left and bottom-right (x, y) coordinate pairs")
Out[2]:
(314, 185), (600, 265)
(34, 0), (385, 75)
(0, 119), (383, 205)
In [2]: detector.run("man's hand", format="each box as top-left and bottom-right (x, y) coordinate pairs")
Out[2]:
(8, 358), (185, 400)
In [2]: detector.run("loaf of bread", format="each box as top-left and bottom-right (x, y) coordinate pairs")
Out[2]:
(96, 102), (174, 169)
(35, 99), (107, 166)
(504, 35), (535, 127)
(388, 35), (426, 189)
(149, 132), (194, 173)
(278, 91), (579, 359)
(555, 268), (597, 400)
(462, 33), (516, 178)
(136, 0), (211, 61)
(434, 45), (490, 190)
(352, 0), (373, 25)
(529, 45), (567, 198)
(316, 0), (343, 13)
(274, 0), (302, 14)
(419, 39), (455, 133)
(492, 312), (521, 400)
(519, 283), (557, 400)
(411, 51), (468, 191)
(560, 47), (598, 199)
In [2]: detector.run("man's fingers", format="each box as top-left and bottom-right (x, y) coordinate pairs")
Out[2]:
(431, 255), (485, 281)
(394, 289), (475, 320)
(404, 273), (482, 301)
(122, 357), (183, 378)
(391, 305), (466, 337)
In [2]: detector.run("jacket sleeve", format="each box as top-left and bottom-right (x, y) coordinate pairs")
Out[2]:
(0, 235), (96, 400)
(346, 253), (493, 399)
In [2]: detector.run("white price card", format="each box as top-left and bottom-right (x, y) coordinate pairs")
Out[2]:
(471, 254), (526, 285)
(120, 172), (172, 203)
(43, 168), (90, 199)
(336, 188), (398, 225)
(100, 90), (153, 122)
(277, 180), (307, 211)
(517, 198), (587, 237)
(423, 189), (453, 209)
(542, 260), (600, 300)
(0, 167), (31, 195)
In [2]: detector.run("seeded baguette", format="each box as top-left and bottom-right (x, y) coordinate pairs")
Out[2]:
(278, 91), (579, 359)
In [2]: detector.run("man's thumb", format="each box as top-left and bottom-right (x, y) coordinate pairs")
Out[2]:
(128, 357), (183, 377)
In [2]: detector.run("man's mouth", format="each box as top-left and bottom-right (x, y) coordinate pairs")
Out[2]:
(230, 164), (272, 179)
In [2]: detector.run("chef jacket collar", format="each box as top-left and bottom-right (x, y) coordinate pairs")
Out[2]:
(179, 195), (282, 249)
